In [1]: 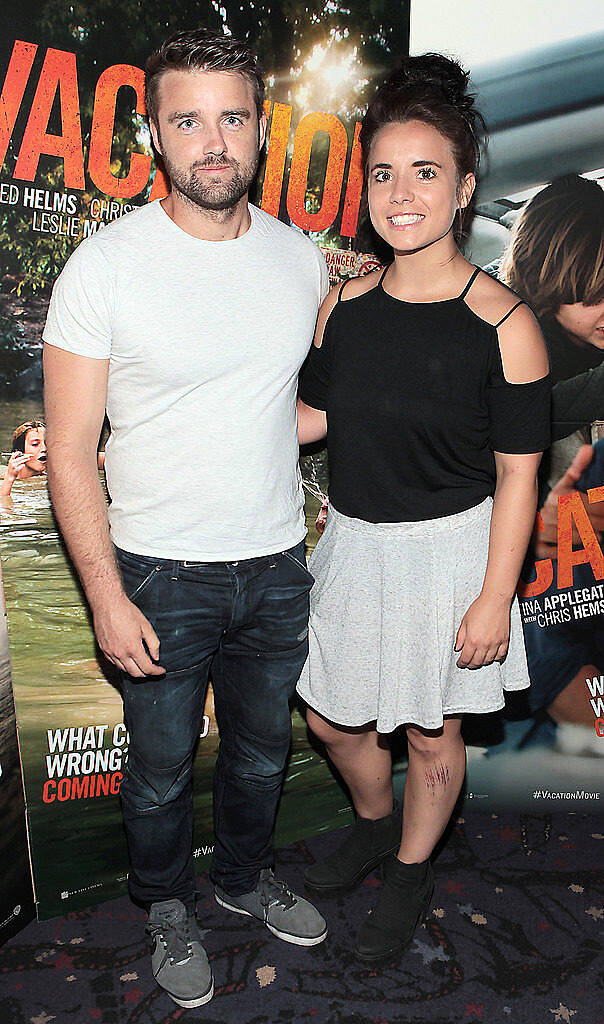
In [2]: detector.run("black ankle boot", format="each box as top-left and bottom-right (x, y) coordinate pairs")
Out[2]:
(304, 805), (401, 897)
(354, 855), (434, 964)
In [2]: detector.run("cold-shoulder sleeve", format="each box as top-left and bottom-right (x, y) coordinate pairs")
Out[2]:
(297, 312), (336, 411)
(487, 323), (552, 453)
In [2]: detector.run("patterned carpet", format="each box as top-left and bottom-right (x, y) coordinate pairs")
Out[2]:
(0, 812), (602, 1024)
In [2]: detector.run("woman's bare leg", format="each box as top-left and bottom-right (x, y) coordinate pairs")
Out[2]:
(398, 715), (466, 863)
(306, 707), (393, 818)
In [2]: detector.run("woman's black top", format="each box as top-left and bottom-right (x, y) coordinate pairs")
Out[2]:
(299, 267), (552, 523)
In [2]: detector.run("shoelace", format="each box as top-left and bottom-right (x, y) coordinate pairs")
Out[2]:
(147, 913), (193, 967)
(258, 871), (297, 917)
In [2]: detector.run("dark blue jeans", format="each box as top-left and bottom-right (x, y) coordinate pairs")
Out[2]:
(115, 541), (313, 910)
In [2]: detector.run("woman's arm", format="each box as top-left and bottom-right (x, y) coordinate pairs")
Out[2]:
(456, 301), (549, 668)
(297, 285), (341, 447)
(455, 452), (541, 668)
(297, 398), (327, 445)
(0, 452), (30, 498)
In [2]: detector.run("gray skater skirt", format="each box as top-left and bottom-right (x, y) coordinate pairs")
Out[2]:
(296, 497), (530, 732)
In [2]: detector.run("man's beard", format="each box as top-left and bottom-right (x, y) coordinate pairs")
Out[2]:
(163, 153), (259, 212)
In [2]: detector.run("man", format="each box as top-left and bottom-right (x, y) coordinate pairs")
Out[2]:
(43, 28), (329, 1010)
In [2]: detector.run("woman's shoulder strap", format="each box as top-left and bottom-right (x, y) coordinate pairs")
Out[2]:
(336, 278), (348, 302)
(458, 266), (482, 300)
(494, 300), (525, 329)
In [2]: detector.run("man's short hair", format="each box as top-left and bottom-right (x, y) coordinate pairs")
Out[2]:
(145, 29), (265, 126)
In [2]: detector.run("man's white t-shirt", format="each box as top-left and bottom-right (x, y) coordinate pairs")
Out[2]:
(43, 200), (329, 560)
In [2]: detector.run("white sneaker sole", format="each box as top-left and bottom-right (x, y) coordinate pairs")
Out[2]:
(166, 978), (214, 1008)
(214, 892), (328, 946)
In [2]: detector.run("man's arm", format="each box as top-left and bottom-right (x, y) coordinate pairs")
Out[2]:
(43, 344), (164, 677)
(456, 300), (548, 668)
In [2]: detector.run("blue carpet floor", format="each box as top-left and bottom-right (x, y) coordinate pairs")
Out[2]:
(1, 811), (602, 1024)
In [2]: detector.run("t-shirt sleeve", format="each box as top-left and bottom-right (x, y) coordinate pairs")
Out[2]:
(488, 372), (552, 454)
(42, 240), (114, 359)
(318, 250), (330, 303)
(298, 312), (335, 412)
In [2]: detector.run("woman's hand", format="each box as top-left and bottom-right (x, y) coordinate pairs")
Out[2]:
(6, 451), (31, 479)
(315, 498), (329, 534)
(0, 452), (31, 496)
(455, 593), (511, 669)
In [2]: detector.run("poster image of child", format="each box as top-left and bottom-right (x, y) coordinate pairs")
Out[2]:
(499, 174), (604, 757)
(0, 420), (46, 501)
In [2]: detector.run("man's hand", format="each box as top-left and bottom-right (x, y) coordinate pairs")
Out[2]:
(455, 593), (511, 669)
(534, 445), (604, 559)
(43, 346), (164, 679)
(93, 593), (165, 678)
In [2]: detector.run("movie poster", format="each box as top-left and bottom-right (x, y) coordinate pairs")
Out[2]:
(410, 0), (604, 809)
(0, 560), (35, 944)
(0, 2), (409, 918)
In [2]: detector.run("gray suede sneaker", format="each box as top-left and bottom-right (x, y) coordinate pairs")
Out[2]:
(215, 869), (328, 946)
(146, 899), (213, 1008)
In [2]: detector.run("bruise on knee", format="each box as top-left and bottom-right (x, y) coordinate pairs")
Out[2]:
(424, 760), (450, 792)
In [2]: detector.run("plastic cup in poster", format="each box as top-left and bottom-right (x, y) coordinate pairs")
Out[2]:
(0, 2), (410, 919)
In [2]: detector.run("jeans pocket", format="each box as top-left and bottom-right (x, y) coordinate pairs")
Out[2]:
(282, 548), (315, 585)
(118, 561), (162, 603)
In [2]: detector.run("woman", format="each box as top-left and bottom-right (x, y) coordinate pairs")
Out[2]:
(296, 53), (551, 965)
(500, 175), (604, 748)
(0, 419), (105, 503)
(0, 420), (47, 499)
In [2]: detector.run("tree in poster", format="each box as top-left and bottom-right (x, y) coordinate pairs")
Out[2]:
(1, 0), (408, 296)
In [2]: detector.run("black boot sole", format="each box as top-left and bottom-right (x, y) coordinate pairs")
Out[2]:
(354, 881), (434, 966)
(304, 844), (400, 898)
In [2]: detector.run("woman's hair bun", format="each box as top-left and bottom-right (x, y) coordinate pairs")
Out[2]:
(383, 53), (475, 118)
(359, 51), (486, 243)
